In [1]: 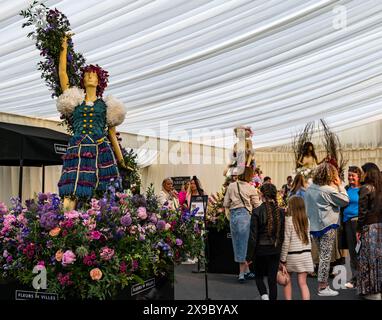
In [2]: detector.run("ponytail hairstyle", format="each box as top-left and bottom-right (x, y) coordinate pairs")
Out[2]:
(260, 183), (282, 247)
(288, 196), (310, 245)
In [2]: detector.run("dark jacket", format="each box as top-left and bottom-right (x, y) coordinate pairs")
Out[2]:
(357, 184), (382, 232)
(246, 202), (285, 259)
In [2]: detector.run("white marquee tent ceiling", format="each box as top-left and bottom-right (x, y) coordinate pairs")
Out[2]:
(1, 0), (382, 148)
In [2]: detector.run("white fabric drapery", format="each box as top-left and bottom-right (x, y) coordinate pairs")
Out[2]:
(1, 0), (382, 148)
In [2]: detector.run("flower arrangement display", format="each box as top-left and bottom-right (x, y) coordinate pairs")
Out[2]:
(206, 188), (229, 232)
(20, 1), (86, 135)
(20, 1), (86, 99)
(0, 186), (204, 300)
(118, 146), (142, 192)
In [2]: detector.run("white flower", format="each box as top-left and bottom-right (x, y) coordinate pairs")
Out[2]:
(56, 86), (85, 116)
(104, 95), (127, 127)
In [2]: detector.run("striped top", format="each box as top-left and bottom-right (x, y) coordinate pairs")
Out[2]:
(280, 216), (312, 263)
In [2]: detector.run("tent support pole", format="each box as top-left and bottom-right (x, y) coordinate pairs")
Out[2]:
(19, 159), (23, 202)
(42, 164), (45, 193)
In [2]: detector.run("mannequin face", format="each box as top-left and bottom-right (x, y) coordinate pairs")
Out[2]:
(83, 71), (98, 88)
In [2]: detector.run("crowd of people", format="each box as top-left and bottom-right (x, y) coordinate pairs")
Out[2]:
(155, 161), (382, 301)
(223, 162), (382, 300)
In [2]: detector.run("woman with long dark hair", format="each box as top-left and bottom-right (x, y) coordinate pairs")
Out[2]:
(247, 183), (285, 300)
(280, 196), (314, 300)
(185, 176), (204, 209)
(289, 174), (308, 198)
(357, 163), (382, 300)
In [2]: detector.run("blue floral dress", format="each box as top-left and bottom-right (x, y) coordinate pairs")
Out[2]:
(58, 99), (121, 198)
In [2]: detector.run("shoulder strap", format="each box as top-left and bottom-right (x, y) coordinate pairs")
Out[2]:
(237, 182), (246, 207)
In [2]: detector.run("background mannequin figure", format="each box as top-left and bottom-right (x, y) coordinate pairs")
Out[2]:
(224, 126), (256, 182)
(297, 142), (319, 170)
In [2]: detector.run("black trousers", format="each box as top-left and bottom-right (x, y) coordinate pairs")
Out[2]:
(254, 254), (280, 300)
(344, 219), (358, 282)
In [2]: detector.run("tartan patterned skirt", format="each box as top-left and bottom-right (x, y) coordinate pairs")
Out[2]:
(58, 134), (120, 198)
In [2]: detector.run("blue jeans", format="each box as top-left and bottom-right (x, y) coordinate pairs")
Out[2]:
(230, 207), (251, 263)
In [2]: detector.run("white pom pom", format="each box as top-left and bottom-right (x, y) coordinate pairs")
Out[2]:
(104, 95), (126, 127)
(56, 87), (85, 116)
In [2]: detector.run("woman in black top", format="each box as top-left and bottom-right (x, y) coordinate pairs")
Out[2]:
(247, 183), (285, 300)
(356, 163), (382, 300)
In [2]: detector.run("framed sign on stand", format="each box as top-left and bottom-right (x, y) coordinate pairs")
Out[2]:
(189, 195), (210, 300)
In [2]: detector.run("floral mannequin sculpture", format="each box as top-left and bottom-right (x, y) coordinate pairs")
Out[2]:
(57, 35), (127, 210)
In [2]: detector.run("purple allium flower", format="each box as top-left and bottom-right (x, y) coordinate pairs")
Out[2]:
(111, 206), (120, 214)
(157, 220), (166, 231)
(120, 214), (132, 227)
(149, 214), (158, 224)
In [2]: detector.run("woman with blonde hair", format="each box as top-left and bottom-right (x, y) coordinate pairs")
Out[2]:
(280, 196), (314, 300)
(158, 177), (179, 210)
(304, 162), (349, 297)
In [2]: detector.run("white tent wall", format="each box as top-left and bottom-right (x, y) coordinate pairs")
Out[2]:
(0, 113), (381, 205)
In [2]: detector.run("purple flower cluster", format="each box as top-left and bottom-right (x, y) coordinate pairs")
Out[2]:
(39, 211), (59, 230)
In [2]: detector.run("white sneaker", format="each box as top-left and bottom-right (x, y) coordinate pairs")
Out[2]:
(364, 293), (382, 300)
(345, 282), (354, 289)
(317, 286), (339, 297)
(261, 294), (269, 300)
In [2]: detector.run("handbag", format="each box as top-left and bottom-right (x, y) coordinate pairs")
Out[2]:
(277, 269), (290, 286)
(225, 207), (231, 221)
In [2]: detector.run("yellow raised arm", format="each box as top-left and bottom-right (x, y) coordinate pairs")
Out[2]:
(59, 35), (70, 92)
(108, 127), (132, 171)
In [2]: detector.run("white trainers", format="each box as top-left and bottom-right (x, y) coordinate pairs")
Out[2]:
(345, 282), (354, 289)
(261, 294), (269, 300)
(318, 286), (339, 297)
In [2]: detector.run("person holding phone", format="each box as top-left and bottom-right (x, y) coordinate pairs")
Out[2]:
(304, 162), (349, 297)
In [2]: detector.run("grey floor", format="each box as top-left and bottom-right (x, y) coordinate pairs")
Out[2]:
(174, 258), (360, 300)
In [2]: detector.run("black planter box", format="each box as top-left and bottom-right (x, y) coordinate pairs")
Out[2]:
(0, 266), (174, 300)
(207, 226), (238, 274)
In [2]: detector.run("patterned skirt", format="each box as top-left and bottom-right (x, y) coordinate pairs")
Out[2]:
(58, 134), (120, 198)
(357, 223), (382, 295)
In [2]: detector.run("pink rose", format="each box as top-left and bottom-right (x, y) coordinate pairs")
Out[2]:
(90, 199), (100, 210)
(165, 223), (171, 231)
(90, 231), (102, 240)
(64, 210), (80, 220)
(100, 247), (115, 261)
(62, 250), (76, 266)
(87, 209), (97, 216)
(137, 207), (147, 220)
(116, 192), (128, 199)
